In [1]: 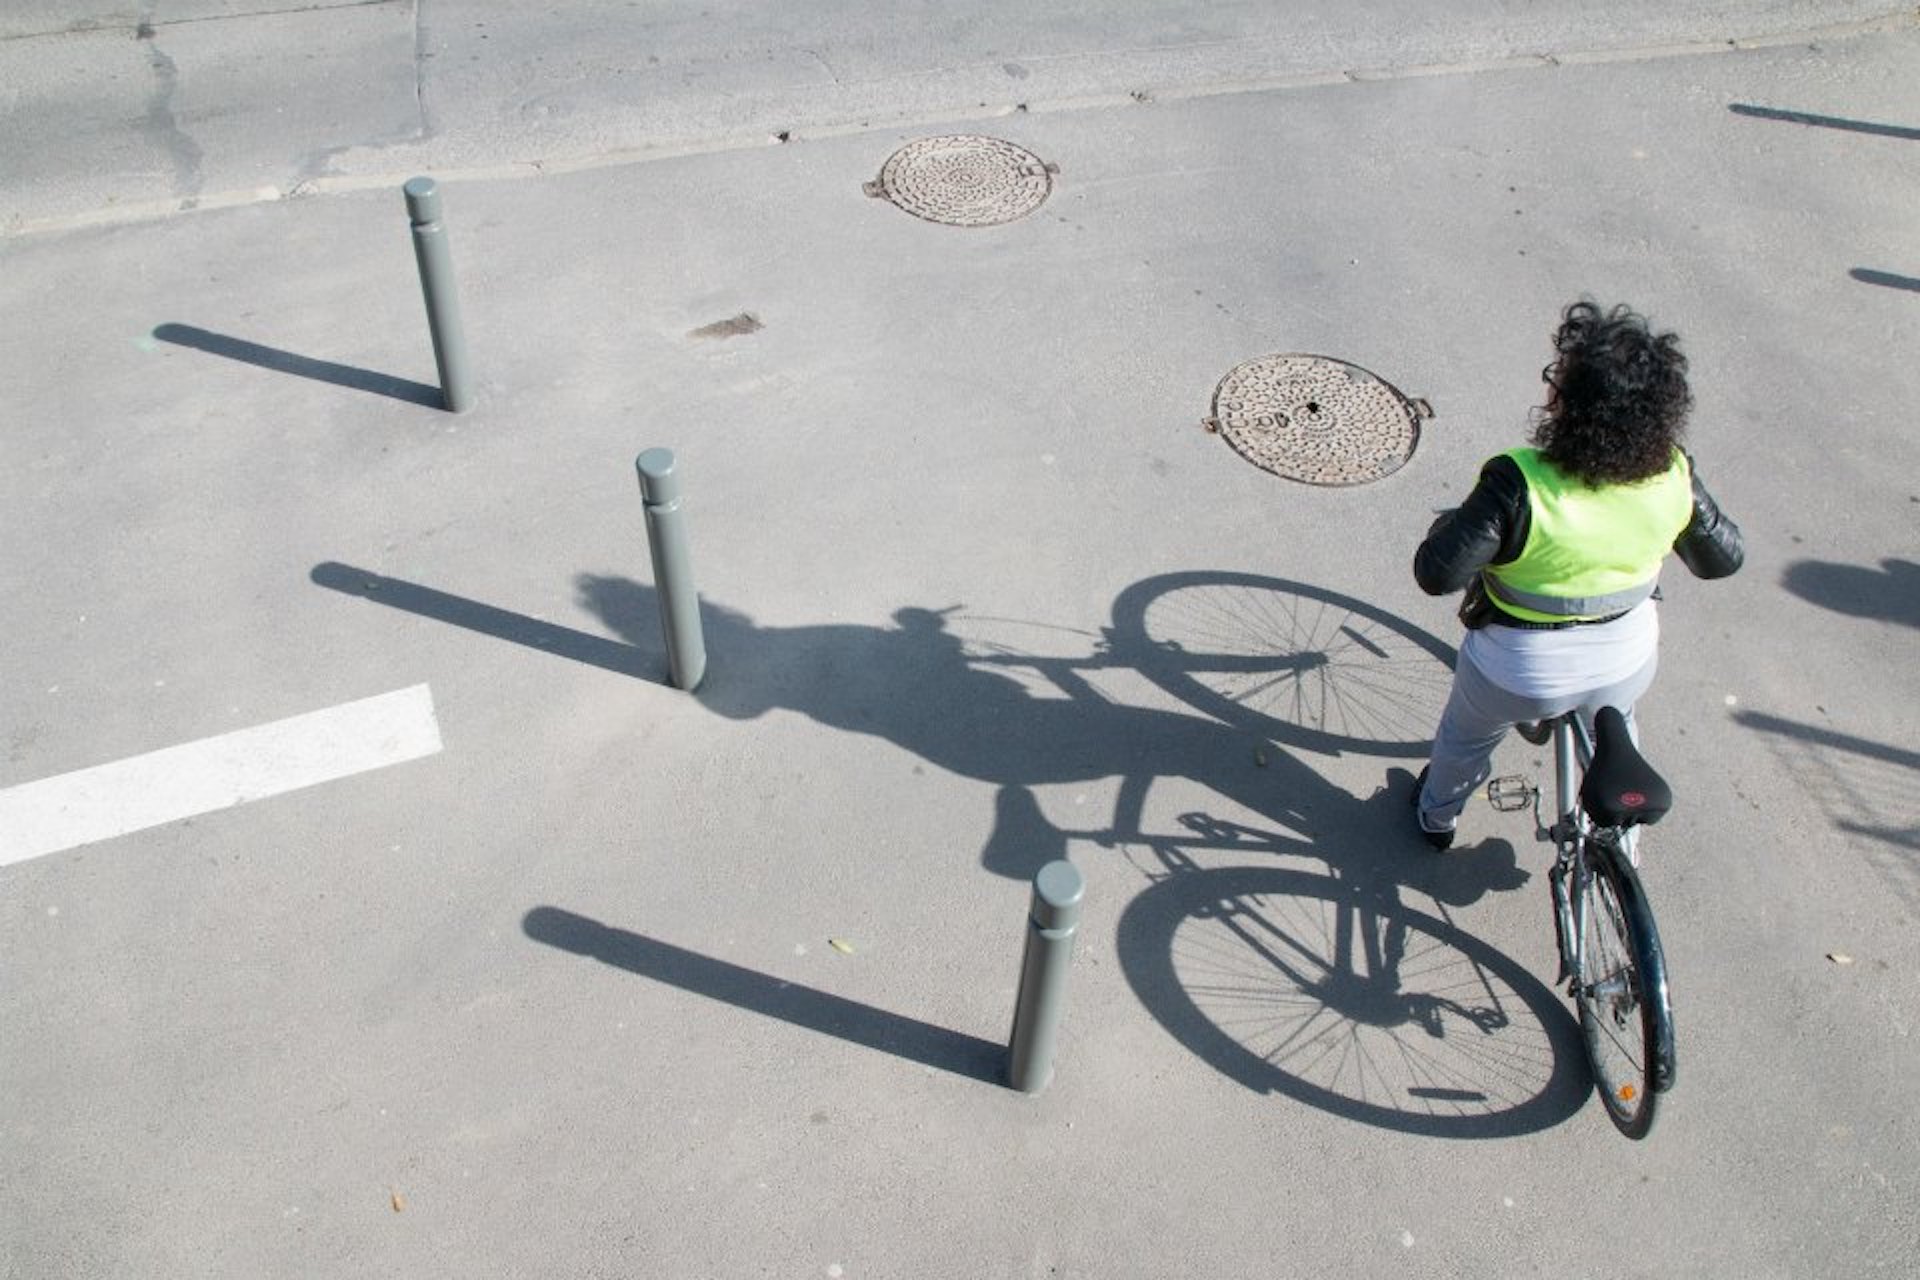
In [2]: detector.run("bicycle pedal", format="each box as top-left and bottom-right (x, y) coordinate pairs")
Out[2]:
(1486, 775), (1536, 812)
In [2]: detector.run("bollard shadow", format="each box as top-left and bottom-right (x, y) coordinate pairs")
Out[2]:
(1728, 103), (1920, 142)
(1851, 268), (1920, 295)
(1782, 557), (1920, 629)
(310, 562), (661, 679)
(154, 323), (444, 408)
(522, 906), (1006, 1085)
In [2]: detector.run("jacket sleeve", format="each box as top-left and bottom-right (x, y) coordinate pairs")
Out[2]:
(1673, 454), (1744, 579)
(1413, 456), (1530, 595)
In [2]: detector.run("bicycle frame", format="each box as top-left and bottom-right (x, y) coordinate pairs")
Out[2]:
(1543, 713), (1678, 1094)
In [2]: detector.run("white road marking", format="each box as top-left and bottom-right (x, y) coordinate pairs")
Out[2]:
(0, 684), (442, 867)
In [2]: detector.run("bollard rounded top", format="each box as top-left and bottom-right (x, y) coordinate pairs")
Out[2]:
(403, 176), (442, 223)
(1030, 859), (1085, 931)
(636, 448), (680, 502)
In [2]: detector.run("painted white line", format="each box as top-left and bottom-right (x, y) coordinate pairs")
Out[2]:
(0, 684), (442, 867)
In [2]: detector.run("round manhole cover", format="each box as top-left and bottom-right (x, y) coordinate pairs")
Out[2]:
(864, 135), (1058, 227)
(1205, 354), (1430, 486)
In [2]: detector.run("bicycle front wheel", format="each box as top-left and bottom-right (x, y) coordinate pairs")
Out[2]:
(1573, 849), (1666, 1138)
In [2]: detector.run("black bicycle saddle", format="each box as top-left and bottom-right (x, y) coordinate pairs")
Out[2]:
(1580, 706), (1673, 828)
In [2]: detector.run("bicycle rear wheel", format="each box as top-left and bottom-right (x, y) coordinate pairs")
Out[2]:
(1574, 849), (1662, 1138)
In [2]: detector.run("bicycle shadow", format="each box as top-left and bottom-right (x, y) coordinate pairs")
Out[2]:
(319, 561), (1587, 1133)
(1110, 777), (1587, 1139)
(1105, 570), (1458, 756)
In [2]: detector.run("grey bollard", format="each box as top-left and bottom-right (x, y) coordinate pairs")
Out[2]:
(1006, 859), (1086, 1094)
(635, 448), (707, 691)
(403, 176), (474, 414)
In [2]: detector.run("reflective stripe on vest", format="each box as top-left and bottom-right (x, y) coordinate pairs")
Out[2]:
(1483, 447), (1692, 624)
(1482, 573), (1658, 617)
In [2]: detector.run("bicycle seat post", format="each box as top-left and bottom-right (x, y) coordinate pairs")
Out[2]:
(1553, 714), (1582, 831)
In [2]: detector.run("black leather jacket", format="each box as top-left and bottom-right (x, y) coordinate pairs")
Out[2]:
(1415, 452), (1745, 628)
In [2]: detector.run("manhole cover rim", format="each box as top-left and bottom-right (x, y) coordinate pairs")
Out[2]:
(1208, 351), (1427, 487)
(869, 133), (1056, 227)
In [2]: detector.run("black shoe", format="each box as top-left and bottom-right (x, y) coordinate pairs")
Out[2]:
(1410, 767), (1455, 850)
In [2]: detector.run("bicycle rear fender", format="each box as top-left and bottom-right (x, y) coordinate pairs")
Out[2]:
(1598, 840), (1678, 1093)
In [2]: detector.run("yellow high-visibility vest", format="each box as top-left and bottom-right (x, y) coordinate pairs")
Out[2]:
(1483, 447), (1692, 624)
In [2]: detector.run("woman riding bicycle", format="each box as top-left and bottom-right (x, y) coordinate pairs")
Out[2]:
(1412, 300), (1745, 850)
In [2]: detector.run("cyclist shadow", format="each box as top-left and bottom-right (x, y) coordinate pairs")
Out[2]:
(1782, 557), (1920, 629)
(1147, 770), (1532, 906)
(569, 572), (1588, 1137)
(578, 578), (1333, 861)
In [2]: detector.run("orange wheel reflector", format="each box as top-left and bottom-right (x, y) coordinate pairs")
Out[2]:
(1618, 1084), (1638, 1102)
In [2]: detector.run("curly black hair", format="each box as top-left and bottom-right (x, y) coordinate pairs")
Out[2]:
(1530, 300), (1692, 485)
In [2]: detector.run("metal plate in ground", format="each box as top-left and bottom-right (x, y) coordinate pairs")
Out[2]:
(864, 135), (1057, 227)
(1206, 354), (1429, 486)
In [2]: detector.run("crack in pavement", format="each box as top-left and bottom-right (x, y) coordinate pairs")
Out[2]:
(135, 4), (205, 203)
(291, 0), (431, 181)
(412, 0), (437, 140)
(0, 0), (403, 43)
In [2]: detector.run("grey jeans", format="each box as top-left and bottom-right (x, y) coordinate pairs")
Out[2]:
(1416, 644), (1659, 834)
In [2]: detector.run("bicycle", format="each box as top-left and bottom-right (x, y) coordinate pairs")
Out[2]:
(1493, 705), (1677, 1138)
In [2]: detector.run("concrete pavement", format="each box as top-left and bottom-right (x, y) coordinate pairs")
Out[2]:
(3, 6), (1919, 1277)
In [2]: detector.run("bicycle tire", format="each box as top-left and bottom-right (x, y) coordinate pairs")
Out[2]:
(1572, 845), (1674, 1138)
